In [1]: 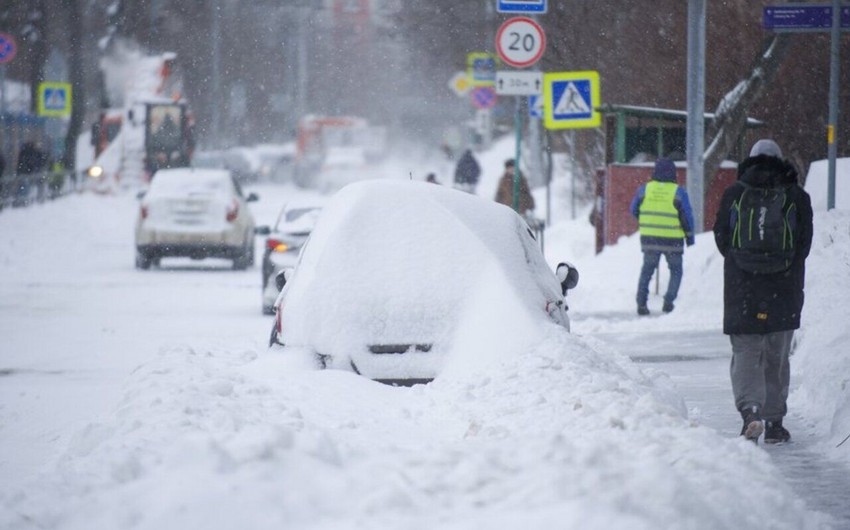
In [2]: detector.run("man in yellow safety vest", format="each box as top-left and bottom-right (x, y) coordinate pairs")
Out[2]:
(630, 158), (695, 315)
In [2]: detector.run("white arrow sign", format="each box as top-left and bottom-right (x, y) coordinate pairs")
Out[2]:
(495, 71), (542, 95)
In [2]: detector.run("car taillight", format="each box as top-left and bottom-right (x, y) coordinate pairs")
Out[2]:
(266, 238), (289, 253)
(140, 204), (149, 219)
(226, 199), (239, 222)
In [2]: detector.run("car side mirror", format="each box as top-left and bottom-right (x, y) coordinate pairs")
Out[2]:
(275, 268), (293, 292)
(255, 225), (271, 236)
(246, 192), (259, 202)
(556, 262), (579, 295)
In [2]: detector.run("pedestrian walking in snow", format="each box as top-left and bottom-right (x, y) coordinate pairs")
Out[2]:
(713, 139), (813, 444)
(494, 159), (535, 215)
(630, 158), (695, 316)
(453, 149), (481, 194)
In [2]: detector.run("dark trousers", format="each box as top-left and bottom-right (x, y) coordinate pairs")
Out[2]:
(636, 250), (683, 307)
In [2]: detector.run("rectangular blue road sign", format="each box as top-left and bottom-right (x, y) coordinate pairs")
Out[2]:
(764, 4), (850, 32)
(497, 0), (547, 14)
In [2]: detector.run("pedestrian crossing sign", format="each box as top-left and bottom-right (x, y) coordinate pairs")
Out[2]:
(542, 71), (600, 129)
(37, 82), (72, 117)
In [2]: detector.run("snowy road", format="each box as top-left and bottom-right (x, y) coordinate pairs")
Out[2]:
(584, 323), (850, 528)
(2, 175), (847, 529)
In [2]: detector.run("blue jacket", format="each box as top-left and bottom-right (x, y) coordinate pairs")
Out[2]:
(630, 180), (695, 252)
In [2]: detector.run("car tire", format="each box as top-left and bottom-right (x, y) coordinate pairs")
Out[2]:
(232, 243), (250, 271)
(135, 250), (152, 270)
(247, 238), (255, 266)
(262, 305), (275, 316)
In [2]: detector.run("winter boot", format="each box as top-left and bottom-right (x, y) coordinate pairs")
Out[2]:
(662, 300), (675, 313)
(740, 405), (763, 443)
(764, 420), (791, 444)
(637, 305), (650, 316)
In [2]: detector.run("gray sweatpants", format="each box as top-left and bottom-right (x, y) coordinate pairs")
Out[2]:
(729, 330), (793, 422)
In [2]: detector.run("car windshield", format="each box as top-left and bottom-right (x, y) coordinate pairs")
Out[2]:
(149, 170), (232, 198)
(276, 206), (322, 233)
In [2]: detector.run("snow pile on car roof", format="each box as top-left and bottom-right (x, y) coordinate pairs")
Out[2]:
(280, 180), (562, 374)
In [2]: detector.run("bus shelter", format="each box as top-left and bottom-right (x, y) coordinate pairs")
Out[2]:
(592, 104), (763, 254)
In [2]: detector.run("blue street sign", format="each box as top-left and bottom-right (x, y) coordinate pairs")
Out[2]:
(542, 71), (601, 130)
(497, 0), (547, 14)
(764, 4), (850, 32)
(37, 82), (72, 117)
(528, 95), (543, 118)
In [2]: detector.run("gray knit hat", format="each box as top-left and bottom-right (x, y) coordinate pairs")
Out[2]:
(749, 139), (783, 159)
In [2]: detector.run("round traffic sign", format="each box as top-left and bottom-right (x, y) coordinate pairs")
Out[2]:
(471, 86), (497, 109)
(0, 32), (17, 64)
(495, 17), (545, 69)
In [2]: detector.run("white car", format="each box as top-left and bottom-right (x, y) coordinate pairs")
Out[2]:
(260, 198), (325, 314)
(268, 180), (578, 385)
(134, 168), (258, 270)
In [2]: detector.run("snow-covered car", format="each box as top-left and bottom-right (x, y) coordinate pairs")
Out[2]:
(134, 168), (258, 270)
(268, 180), (578, 385)
(260, 198), (325, 314)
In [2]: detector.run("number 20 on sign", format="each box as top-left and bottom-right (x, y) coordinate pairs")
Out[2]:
(495, 17), (546, 69)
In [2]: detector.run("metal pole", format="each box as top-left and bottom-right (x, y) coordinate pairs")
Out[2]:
(296, 6), (309, 125)
(513, 96), (522, 212)
(210, 0), (221, 148)
(827, 0), (840, 210)
(686, 0), (706, 231)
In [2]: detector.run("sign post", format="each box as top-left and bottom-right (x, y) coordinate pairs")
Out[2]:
(495, 16), (546, 213)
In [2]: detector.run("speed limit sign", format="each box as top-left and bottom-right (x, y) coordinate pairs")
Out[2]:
(495, 17), (546, 69)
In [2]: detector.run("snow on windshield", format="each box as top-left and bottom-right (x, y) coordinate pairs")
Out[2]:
(148, 168), (232, 198)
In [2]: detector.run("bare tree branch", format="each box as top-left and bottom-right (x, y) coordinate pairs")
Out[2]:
(703, 33), (793, 186)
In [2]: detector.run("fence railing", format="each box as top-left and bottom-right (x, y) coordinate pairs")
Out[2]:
(0, 171), (80, 211)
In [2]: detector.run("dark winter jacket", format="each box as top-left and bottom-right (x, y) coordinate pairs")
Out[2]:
(454, 150), (481, 186)
(630, 159), (695, 252)
(713, 154), (813, 335)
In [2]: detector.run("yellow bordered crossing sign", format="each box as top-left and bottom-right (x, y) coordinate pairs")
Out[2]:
(37, 82), (72, 117)
(466, 52), (498, 87)
(542, 71), (601, 129)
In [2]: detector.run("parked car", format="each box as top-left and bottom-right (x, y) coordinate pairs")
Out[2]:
(268, 180), (578, 385)
(134, 167), (258, 270)
(260, 198), (325, 314)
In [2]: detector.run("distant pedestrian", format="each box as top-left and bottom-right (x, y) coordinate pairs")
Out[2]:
(494, 158), (535, 215)
(16, 141), (47, 175)
(453, 149), (480, 194)
(14, 141), (48, 206)
(630, 158), (695, 315)
(713, 139), (813, 444)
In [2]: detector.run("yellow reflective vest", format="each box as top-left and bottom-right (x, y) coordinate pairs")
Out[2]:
(638, 181), (684, 239)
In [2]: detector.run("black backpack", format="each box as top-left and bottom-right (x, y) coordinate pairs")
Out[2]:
(730, 184), (797, 274)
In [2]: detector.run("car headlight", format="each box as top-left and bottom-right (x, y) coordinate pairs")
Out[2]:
(87, 165), (104, 178)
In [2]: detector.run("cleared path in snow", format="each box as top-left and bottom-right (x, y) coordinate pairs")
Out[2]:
(585, 324), (850, 529)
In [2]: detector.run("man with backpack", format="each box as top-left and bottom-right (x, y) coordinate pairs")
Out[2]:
(713, 139), (813, 444)
(630, 157), (695, 316)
